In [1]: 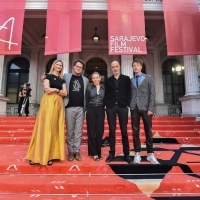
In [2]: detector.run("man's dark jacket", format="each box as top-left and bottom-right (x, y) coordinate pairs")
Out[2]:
(105, 74), (131, 108)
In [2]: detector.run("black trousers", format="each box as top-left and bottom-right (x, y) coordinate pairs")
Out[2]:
(86, 105), (105, 158)
(106, 105), (130, 156)
(131, 106), (153, 153)
(18, 97), (29, 115)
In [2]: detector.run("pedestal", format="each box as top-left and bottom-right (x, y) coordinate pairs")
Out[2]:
(179, 95), (200, 116)
(155, 103), (169, 116)
(0, 96), (9, 115)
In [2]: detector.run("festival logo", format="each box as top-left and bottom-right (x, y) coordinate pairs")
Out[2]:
(0, 18), (18, 50)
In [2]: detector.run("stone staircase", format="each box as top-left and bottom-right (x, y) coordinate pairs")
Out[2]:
(0, 115), (200, 199)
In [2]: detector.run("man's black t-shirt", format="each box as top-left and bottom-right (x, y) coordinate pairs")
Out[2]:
(67, 75), (84, 108)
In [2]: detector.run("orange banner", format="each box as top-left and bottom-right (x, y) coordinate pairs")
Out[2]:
(107, 0), (147, 55)
(45, 0), (82, 55)
(0, 0), (26, 55)
(163, 0), (200, 56)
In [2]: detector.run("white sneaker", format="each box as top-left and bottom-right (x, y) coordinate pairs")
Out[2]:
(133, 153), (141, 164)
(147, 153), (159, 164)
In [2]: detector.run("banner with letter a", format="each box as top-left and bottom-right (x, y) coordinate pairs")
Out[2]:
(107, 0), (146, 55)
(45, 0), (82, 55)
(0, 0), (26, 55)
(163, 0), (200, 56)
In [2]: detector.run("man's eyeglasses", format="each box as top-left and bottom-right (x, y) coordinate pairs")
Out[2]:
(75, 64), (83, 69)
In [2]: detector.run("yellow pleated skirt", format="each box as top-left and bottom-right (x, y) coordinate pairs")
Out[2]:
(26, 93), (65, 165)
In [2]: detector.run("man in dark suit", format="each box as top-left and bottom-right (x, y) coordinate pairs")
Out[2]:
(105, 61), (132, 164)
(130, 58), (159, 164)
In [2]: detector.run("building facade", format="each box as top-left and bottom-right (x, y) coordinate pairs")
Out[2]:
(0, 0), (200, 116)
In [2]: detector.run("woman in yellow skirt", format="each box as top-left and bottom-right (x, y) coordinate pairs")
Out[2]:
(26, 60), (67, 165)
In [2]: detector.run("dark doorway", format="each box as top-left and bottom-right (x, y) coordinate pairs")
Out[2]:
(162, 59), (185, 105)
(85, 58), (107, 85)
(46, 58), (56, 73)
(6, 57), (30, 103)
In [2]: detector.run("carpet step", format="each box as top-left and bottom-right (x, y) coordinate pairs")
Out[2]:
(0, 136), (200, 144)
(0, 129), (200, 137)
(1, 124), (200, 131)
(0, 116), (196, 120)
(1, 119), (199, 124)
(1, 173), (200, 196)
(2, 120), (200, 125)
(0, 116), (198, 123)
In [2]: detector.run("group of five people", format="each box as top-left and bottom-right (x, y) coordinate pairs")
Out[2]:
(26, 57), (159, 166)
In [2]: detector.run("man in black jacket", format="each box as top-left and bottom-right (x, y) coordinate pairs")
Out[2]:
(105, 61), (132, 164)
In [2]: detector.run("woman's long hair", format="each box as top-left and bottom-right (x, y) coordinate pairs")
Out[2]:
(48, 59), (64, 78)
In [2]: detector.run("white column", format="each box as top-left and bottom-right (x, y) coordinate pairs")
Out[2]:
(153, 49), (164, 103)
(0, 55), (4, 96)
(184, 55), (200, 96)
(121, 55), (133, 78)
(72, 52), (80, 73)
(28, 49), (38, 104)
(0, 55), (9, 114)
(57, 53), (69, 73)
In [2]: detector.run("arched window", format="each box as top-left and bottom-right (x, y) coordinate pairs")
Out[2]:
(6, 57), (30, 103)
(162, 59), (185, 104)
(45, 58), (56, 73)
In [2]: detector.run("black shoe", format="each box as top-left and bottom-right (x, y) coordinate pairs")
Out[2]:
(29, 160), (34, 165)
(124, 155), (133, 164)
(102, 136), (110, 147)
(26, 114), (29, 117)
(47, 160), (53, 166)
(105, 154), (114, 163)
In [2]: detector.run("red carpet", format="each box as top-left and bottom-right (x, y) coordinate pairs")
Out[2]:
(0, 116), (200, 199)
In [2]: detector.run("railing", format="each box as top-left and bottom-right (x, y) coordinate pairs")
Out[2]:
(6, 105), (19, 115)
(6, 104), (38, 116)
(168, 104), (182, 116)
(7, 104), (181, 116)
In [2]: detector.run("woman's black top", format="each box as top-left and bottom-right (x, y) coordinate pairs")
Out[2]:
(86, 85), (105, 107)
(45, 74), (65, 90)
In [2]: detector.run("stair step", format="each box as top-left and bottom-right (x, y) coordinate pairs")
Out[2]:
(0, 129), (200, 137)
(0, 136), (200, 144)
(1, 124), (200, 131)
(0, 116), (200, 144)
(1, 172), (199, 196)
(2, 120), (200, 125)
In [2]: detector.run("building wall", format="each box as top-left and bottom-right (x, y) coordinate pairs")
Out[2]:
(1, 0), (200, 116)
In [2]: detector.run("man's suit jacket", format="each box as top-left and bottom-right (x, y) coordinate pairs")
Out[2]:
(105, 74), (131, 108)
(130, 73), (155, 112)
(63, 73), (88, 109)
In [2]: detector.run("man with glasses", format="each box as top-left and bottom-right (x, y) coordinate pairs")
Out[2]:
(63, 59), (88, 162)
